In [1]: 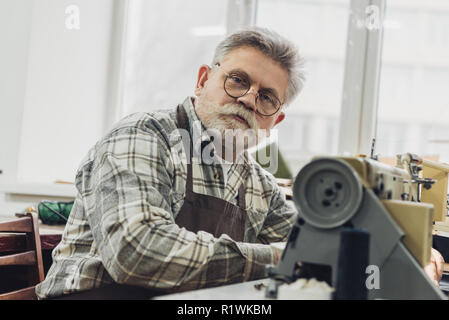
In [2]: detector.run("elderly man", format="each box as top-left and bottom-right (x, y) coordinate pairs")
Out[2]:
(36, 27), (303, 299)
(36, 27), (443, 299)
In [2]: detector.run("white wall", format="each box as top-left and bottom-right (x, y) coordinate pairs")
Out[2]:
(0, 0), (34, 184)
(18, 0), (116, 184)
(0, 0), (118, 216)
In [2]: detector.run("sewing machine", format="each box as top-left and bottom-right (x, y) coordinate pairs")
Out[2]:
(266, 153), (449, 300)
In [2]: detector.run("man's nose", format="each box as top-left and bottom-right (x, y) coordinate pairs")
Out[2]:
(236, 87), (258, 112)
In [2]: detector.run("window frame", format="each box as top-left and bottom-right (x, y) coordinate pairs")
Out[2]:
(110, 0), (386, 159)
(338, 0), (386, 157)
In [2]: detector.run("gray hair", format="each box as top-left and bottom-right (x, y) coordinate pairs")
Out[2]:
(212, 27), (305, 106)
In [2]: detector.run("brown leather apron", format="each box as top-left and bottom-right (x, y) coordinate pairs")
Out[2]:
(51, 104), (248, 299)
(174, 104), (247, 241)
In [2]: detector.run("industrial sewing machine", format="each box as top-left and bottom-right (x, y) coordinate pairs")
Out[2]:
(266, 153), (449, 300)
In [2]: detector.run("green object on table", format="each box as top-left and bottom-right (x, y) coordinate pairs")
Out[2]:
(38, 201), (73, 225)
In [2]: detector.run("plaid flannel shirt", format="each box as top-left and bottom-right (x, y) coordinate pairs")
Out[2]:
(36, 97), (297, 299)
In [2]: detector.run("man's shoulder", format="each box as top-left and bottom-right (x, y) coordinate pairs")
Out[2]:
(78, 108), (180, 169)
(102, 108), (182, 148)
(111, 108), (178, 138)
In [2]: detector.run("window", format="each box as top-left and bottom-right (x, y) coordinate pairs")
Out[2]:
(13, 1), (116, 185)
(120, 0), (228, 116)
(256, 0), (350, 174)
(120, 0), (351, 175)
(376, 0), (449, 164)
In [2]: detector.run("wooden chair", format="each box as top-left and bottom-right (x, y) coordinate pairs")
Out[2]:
(0, 212), (44, 300)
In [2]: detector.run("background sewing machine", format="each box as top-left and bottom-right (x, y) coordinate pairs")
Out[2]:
(266, 153), (449, 300)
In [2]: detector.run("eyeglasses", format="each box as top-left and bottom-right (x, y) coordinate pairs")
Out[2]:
(216, 65), (283, 117)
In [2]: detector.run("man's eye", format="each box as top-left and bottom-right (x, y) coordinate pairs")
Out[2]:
(262, 94), (274, 103)
(230, 75), (248, 86)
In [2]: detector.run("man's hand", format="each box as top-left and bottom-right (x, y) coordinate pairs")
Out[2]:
(424, 248), (444, 286)
(270, 242), (286, 265)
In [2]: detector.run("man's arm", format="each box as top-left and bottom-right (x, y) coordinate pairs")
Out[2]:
(257, 175), (297, 244)
(82, 126), (276, 291)
(425, 248), (444, 286)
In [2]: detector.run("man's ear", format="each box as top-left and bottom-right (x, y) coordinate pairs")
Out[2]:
(273, 111), (285, 127)
(194, 65), (211, 96)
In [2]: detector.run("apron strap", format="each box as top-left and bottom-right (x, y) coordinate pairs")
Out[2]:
(237, 183), (246, 209)
(176, 104), (246, 209)
(176, 105), (195, 199)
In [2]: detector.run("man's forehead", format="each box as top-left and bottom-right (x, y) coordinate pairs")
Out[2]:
(220, 46), (271, 67)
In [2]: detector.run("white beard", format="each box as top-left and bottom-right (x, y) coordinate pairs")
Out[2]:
(195, 96), (269, 161)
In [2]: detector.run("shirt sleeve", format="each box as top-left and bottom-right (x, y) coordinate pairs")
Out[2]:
(257, 176), (298, 244)
(81, 126), (275, 292)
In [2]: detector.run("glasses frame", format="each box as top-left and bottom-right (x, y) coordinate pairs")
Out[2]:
(214, 63), (284, 117)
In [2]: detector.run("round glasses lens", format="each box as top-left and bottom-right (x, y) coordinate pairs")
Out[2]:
(225, 75), (249, 97)
(257, 93), (280, 115)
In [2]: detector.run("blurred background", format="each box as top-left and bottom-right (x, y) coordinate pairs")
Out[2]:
(1, 0), (449, 215)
